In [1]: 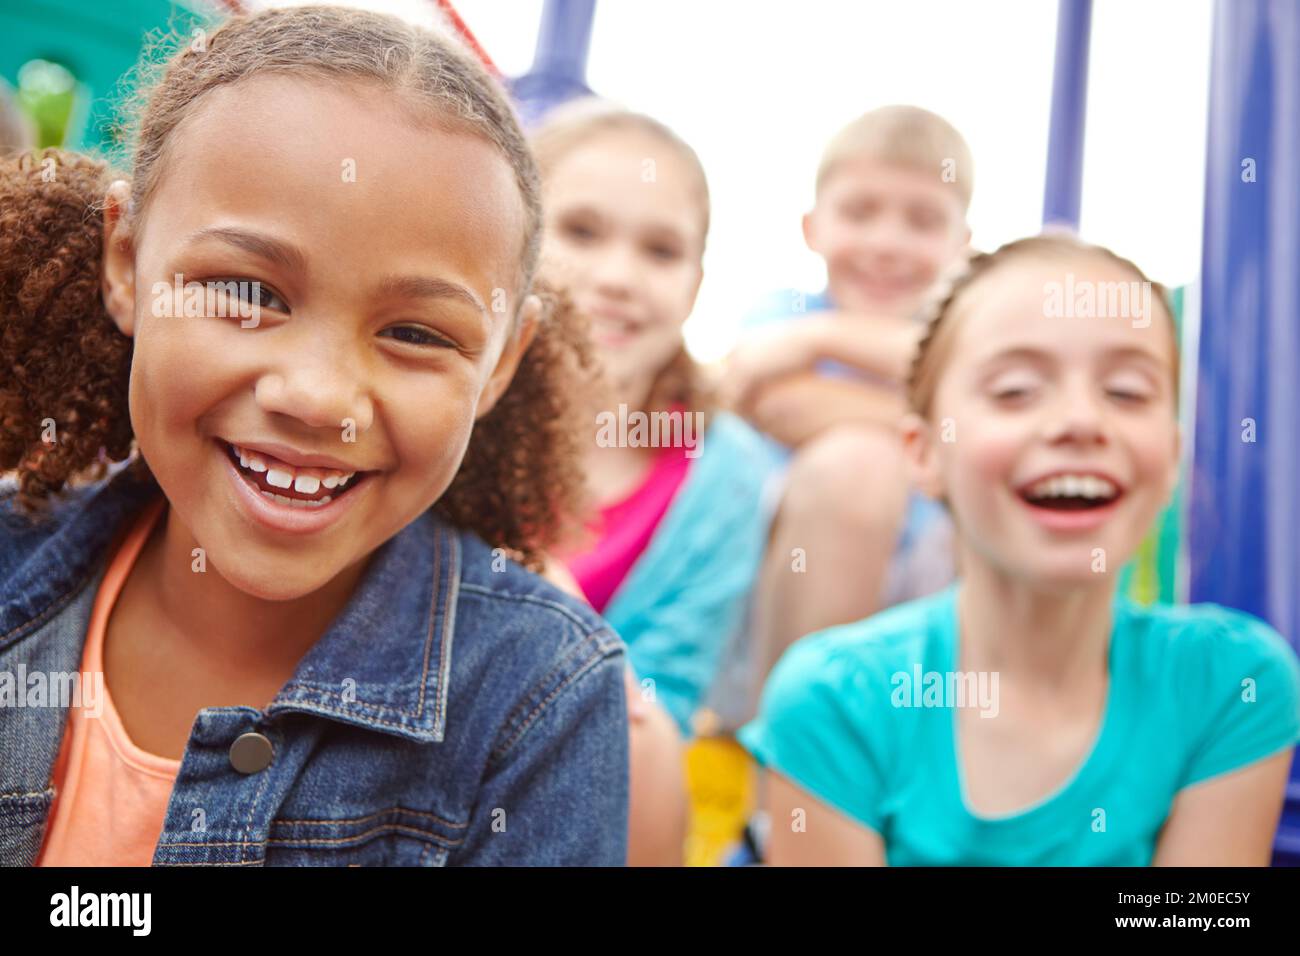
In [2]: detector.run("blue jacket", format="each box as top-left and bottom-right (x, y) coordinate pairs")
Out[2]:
(602, 412), (783, 734)
(0, 464), (628, 866)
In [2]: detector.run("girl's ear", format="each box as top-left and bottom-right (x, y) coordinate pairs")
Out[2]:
(101, 180), (136, 337)
(477, 293), (542, 419)
(900, 411), (945, 500)
(801, 209), (821, 255)
(684, 262), (704, 319)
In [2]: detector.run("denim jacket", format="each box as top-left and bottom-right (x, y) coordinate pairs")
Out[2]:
(0, 465), (628, 866)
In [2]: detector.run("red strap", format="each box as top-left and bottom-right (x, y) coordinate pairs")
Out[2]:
(432, 0), (501, 77)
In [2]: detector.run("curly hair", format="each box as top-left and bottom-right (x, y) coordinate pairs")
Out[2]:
(0, 6), (596, 569)
(0, 151), (137, 502)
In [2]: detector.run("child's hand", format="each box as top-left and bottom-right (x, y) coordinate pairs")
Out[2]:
(721, 322), (826, 412)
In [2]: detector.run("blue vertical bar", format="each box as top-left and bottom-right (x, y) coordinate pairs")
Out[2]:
(1042, 0), (1093, 229)
(1191, 0), (1300, 864)
(509, 0), (598, 128)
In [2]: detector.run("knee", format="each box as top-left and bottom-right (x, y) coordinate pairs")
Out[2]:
(781, 425), (908, 531)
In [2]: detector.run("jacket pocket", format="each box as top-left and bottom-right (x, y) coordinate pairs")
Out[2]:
(0, 788), (56, 866)
(264, 807), (463, 866)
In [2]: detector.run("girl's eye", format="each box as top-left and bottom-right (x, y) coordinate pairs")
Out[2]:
(645, 243), (682, 262)
(562, 221), (599, 242)
(212, 279), (287, 313)
(1104, 372), (1156, 404)
(987, 373), (1041, 404)
(379, 325), (456, 349)
(993, 386), (1035, 403)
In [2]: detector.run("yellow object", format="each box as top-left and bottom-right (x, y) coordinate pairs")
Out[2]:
(683, 728), (756, 867)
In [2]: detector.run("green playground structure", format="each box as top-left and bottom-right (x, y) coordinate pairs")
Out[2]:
(1, 0), (212, 154)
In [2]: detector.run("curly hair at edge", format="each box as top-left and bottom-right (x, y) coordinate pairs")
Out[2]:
(0, 147), (596, 570)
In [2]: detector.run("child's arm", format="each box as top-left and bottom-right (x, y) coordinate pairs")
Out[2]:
(454, 645), (629, 865)
(744, 372), (907, 449)
(761, 769), (886, 866)
(724, 313), (922, 412)
(1151, 749), (1292, 866)
(624, 665), (688, 866)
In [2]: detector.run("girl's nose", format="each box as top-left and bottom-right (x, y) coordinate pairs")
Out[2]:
(591, 241), (641, 297)
(1042, 387), (1107, 446)
(254, 345), (375, 437)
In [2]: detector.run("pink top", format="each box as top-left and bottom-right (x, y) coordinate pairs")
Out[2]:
(566, 446), (693, 613)
(37, 497), (181, 866)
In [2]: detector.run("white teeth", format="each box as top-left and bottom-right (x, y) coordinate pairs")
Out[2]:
(230, 443), (356, 492)
(1026, 474), (1118, 499)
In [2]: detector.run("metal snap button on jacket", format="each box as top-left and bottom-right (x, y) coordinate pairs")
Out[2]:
(229, 732), (274, 774)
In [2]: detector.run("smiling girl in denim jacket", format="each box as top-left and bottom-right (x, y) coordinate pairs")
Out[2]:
(0, 5), (627, 867)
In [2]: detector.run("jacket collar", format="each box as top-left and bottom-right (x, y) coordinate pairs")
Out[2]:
(0, 462), (461, 744)
(268, 508), (460, 743)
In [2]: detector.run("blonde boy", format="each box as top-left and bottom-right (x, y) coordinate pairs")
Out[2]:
(724, 105), (974, 719)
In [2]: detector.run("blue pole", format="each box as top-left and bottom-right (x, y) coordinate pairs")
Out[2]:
(509, 0), (598, 128)
(1042, 0), (1093, 229)
(1190, 0), (1300, 864)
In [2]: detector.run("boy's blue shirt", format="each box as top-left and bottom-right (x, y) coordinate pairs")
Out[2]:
(601, 412), (784, 735)
(0, 463), (629, 866)
(742, 287), (867, 382)
(741, 287), (955, 598)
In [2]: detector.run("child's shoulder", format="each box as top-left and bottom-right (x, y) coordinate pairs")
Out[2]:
(1120, 598), (1300, 687)
(699, 411), (786, 475)
(452, 530), (624, 664)
(0, 465), (156, 589)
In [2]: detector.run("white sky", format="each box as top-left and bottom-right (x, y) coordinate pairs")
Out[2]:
(264, 0), (1214, 361)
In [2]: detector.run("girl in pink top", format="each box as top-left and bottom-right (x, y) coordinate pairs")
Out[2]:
(534, 103), (780, 866)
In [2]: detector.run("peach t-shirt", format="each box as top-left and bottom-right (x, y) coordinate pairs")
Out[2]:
(37, 497), (181, 866)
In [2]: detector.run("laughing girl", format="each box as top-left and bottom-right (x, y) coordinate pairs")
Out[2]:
(0, 5), (626, 866)
(741, 235), (1300, 865)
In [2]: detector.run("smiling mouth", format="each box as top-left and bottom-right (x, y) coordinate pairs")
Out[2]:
(589, 313), (643, 341)
(218, 439), (371, 509)
(1017, 474), (1123, 512)
(844, 266), (918, 297)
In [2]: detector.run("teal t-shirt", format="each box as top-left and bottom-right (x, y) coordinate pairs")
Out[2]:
(739, 585), (1300, 866)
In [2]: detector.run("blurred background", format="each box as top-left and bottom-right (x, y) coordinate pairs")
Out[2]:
(0, 0), (1213, 362)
